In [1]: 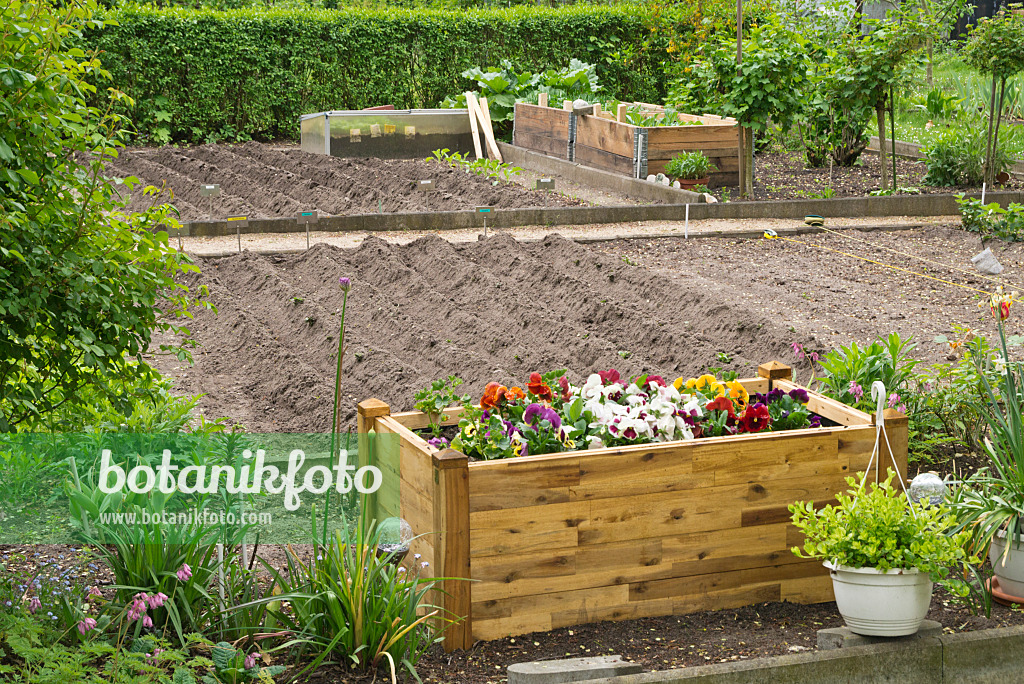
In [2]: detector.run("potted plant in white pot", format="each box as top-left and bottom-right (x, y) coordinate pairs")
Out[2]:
(790, 470), (975, 636)
(949, 288), (1024, 598)
(663, 151), (717, 190)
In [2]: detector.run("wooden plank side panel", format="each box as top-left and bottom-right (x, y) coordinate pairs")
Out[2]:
(646, 125), (739, 146)
(469, 456), (581, 512)
(513, 131), (570, 159)
(647, 157), (739, 176)
(646, 145), (740, 159)
(575, 114), (635, 158)
(691, 432), (846, 485)
(514, 103), (572, 130)
(470, 500), (584, 557)
(574, 144), (635, 176)
(774, 379), (872, 427)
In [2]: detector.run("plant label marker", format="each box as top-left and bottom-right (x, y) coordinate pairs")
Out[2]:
(415, 180), (435, 211)
(477, 206), (493, 237)
(227, 215), (249, 253)
(298, 210), (318, 249)
(536, 178), (555, 207)
(200, 183), (221, 219)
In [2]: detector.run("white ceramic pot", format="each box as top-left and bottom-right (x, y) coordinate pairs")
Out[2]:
(825, 561), (933, 637)
(989, 531), (1024, 598)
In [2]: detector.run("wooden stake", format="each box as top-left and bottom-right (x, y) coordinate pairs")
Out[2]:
(563, 100), (573, 111)
(477, 96), (503, 162)
(465, 92), (484, 160)
(538, 92), (549, 108)
(617, 103), (628, 123)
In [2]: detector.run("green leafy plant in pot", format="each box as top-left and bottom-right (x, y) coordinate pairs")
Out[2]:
(948, 288), (1024, 598)
(790, 469), (975, 636)
(663, 151), (717, 190)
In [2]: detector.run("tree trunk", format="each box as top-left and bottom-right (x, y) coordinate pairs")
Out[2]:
(890, 85), (897, 190)
(985, 75), (998, 187)
(745, 129), (755, 195)
(737, 126), (747, 198)
(926, 38), (933, 88)
(991, 78), (1007, 186)
(876, 102), (889, 191)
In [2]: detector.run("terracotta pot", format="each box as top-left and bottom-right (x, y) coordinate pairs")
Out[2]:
(676, 176), (709, 190)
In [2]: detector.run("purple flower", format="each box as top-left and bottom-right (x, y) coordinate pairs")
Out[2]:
(848, 382), (864, 402)
(244, 652), (259, 670)
(88, 586), (102, 598)
(338, 277), (351, 292)
(523, 403), (561, 431)
(176, 563), (192, 582)
(887, 393), (901, 409)
(809, 415), (822, 428)
(77, 617), (97, 635)
(28, 597), (41, 614)
(426, 436), (449, 449)
(791, 342), (805, 360)
(788, 388), (809, 404)
(142, 615), (153, 629)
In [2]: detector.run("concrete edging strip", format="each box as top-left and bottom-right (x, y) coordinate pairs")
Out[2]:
(180, 191), (1020, 238)
(570, 625), (1024, 684)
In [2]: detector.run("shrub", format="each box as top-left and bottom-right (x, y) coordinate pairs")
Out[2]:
(83, 5), (671, 142)
(956, 196), (1024, 241)
(1, 0), (207, 432)
(664, 151), (716, 180)
(815, 333), (918, 412)
(923, 127), (1012, 187)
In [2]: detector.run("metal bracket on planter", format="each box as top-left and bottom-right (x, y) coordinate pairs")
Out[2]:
(567, 113), (577, 162)
(633, 128), (649, 179)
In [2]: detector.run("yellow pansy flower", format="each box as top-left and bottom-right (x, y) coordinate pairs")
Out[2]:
(726, 380), (749, 409)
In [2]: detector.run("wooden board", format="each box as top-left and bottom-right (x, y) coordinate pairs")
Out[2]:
(646, 126), (739, 146)
(574, 144), (635, 176)
(514, 103), (571, 138)
(465, 92), (484, 160)
(575, 115), (636, 158)
(512, 131), (570, 159)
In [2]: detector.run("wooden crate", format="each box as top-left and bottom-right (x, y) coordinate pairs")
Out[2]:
(356, 362), (908, 650)
(512, 102), (740, 187)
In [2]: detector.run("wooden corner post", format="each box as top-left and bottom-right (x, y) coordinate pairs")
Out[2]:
(432, 448), (472, 651)
(357, 399), (390, 522)
(757, 361), (792, 389)
(876, 407), (909, 483)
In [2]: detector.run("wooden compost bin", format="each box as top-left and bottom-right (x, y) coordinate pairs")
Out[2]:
(512, 102), (740, 187)
(356, 362), (907, 651)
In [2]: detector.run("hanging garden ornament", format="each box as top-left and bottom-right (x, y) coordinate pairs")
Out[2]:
(377, 517), (414, 565)
(908, 472), (947, 505)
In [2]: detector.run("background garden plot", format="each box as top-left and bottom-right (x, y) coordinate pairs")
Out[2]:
(151, 226), (1024, 434)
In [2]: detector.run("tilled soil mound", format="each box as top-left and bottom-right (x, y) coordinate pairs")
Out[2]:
(105, 142), (582, 221)
(169, 234), (799, 432)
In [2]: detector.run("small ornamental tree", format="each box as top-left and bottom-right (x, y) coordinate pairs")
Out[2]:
(963, 10), (1024, 187)
(677, 20), (808, 194)
(0, 0), (208, 431)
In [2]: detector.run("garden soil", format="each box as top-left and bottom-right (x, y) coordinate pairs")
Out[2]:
(103, 142), (583, 221)
(153, 227), (1024, 438)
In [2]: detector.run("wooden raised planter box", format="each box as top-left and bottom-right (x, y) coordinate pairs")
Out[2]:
(356, 362), (907, 651)
(512, 102), (740, 187)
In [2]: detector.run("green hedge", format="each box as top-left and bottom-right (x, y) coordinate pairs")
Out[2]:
(85, 4), (671, 142)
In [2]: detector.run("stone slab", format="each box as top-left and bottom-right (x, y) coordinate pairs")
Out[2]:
(508, 655), (643, 684)
(817, 619), (943, 650)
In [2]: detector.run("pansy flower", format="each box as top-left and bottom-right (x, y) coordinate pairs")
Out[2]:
(557, 376), (572, 401)
(527, 372), (554, 401)
(739, 403), (771, 433)
(705, 396), (736, 418)
(505, 386), (526, 402)
(598, 369), (621, 385)
(725, 380), (749, 409)
(480, 382), (507, 409)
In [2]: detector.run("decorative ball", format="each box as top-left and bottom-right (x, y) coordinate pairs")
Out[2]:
(909, 472), (947, 505)
(378, 517), (413, 549)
